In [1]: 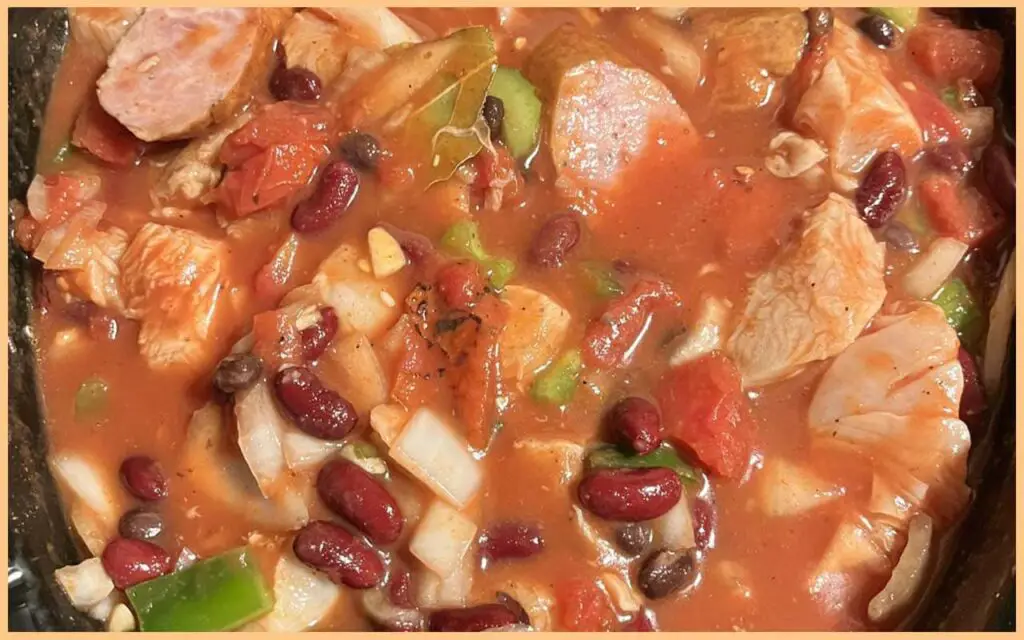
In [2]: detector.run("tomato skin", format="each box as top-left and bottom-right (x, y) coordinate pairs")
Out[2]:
(656, 352), (755, 479)
(907, 23), (1002, 89)
(218, 102), (334, 218)
(918, 174), (1001, 246)
(583, 279), (680, 369)
(451, 295), (507, 450)
(557, 578), (616, 632)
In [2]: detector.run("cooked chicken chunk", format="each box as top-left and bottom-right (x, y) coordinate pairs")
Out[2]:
(726, 194), (886, 387)
(153, 112), (252, 204)
(120, 223), (229, 369)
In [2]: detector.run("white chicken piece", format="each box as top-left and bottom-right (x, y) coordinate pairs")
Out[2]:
(757, 457), (844, 517)
(726, 193), (886, 387)
(498, 285), (571, 386)
(120, 223), (229, 370)
(313, 244), (400, 339)
(807, 302), (971, 609)
(793, 21), (923, 192)
(153, 112), (252, 205)
(65, 227), (128, 312)
(50, 453), (125, 555)
(281, 8), (420, 86)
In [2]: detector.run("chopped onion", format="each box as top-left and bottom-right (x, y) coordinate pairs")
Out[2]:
(600, 572), (642, 613)
(69, 505), (112, 556)
(50, 453), (119, 521)
(282, 431), (343, 470)
(496, 581), (554, 631)
(409, 500), (478, 577)
(87, 592), (118, 623)
(511, 438), (584, 486)
(668, 296), (729, 367)
(902, 237), (969, 299)
(572, 505), (623, 568)
(369, 403), (409, 448)
(248, 552), (340, 632)
(320, 333), (389, 413)
(388, 408), (482, 508)
(983, 249), (1015, 394)
(493, 624), (536, 632)
(106, 603), (136, 632)
(361, 587), (425, 631)
(415, 555), (473, 608)
(653, 492), (696, 550)
(868, 513), (934, 623)
(234, 379), (289, 496)
(314, 244), (399, 339)
(757, 457), (843, 517)
(54, 558), (114, 611)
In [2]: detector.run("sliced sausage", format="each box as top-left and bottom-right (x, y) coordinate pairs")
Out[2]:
(97, 8), (284, 141)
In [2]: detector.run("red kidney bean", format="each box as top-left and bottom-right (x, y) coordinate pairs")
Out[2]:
(577, 468), (681, 521)
(388, 566), (415, 608)
(479, 522), (544, 561)
(691, 495), (716, 551)
(982, 142), (1015, 215)
(293, 520), (385, 589)
(119, 456), (168, 502)
(274, 366), (357, 440)
(212, 353), (262, 394)
(300, 307), (339, 361)
(118, 508), (164, 541)
(436, 261), (486, 310)
(317, 459), (403, 544)
(609, 397), (663, 455)
(924, 144), (974, 176)
(291, 160), (359, 234)
(529, 213), (581, 268)
(623, 609), (659, 632)
(101, 537), (172, 590)
(428, 604), (520, 632)
(495, 591), (530, 625)
(270, 65), (323, 102)
(855, 150), (906, 228)
(638, 548), (698, 599)
(805, 8), (833, 39)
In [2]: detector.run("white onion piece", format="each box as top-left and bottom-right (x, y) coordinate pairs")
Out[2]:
(282, 431), (343, 470)
(409, 500), (478, 577)
(757, 457), (843, 517)
(320, 332), (389, 413)
(54, 558), (114, 611)
(493, 624), (536, 632)
(868, 513), (934, 623)
(369, 403), (408, 448)
(983, 249), (1015, 395)
(361, 587), (425, 631)
(234, 379), (289, 496)
(415, 556), (473, 608)
(600, 572), (643, 613)
(654, 492), (696, 550)
(50, 454), (118, 521)
(902, 237), (969, 299)
(388, 408), (482, 508)
(668, 296), (730, 367)
(496, 581), (554, 631)
(248, 553), (340, 632)
(106, 603), (136, 632)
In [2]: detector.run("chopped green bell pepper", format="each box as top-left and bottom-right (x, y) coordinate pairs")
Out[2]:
(127, 546), (273, 632)
(531, 349), (582, 405)
(869, 7), (919, 30)
(487, 66), (542, 161)
(440, 220), (516, 289)
(931, 278), (983, 351)
(74, 377), (108, 420)
(586, 443), (698, 485)
(582, 261), (625, 299)
(940, 87), (961, 111)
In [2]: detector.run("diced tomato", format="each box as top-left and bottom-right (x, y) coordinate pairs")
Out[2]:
(217, 102), (334, 218)
(473, 146), (523, 208)
(656, 352), (756, 479)
(623, 609), (659, 632)
(907, 23), (1002, 90)
(390, 319), (446, 409)
(435, 260), (486, 310)
(583, 278), (680, 369)
(896, 83), (966, 146)
(918, 174), (1001, 246)
(557, 578), (616, 632)
(450, 295), (507, 450)
(71, 97), (144, 167)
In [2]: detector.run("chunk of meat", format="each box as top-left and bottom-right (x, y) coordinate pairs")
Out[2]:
(657, 352), (756, 479)
(498, 285), (571, 385)
(726, 194), (886, 387)
(524, 24), (697, 212)
(689, 9), (808, 112)
(793, 21), (923, 192)
(153, 112), (252, 205)
(281, 8), (420, 85)
(71, 96), (144, 167)
(807, 303), (971, 609)
(97, 8), (281, 141)
(907, 23), (1002, 90)
(583, 279), (680, 370)
(120, 223), (229, 370)
(65, 227), (129, 312)
(216, 102), (333, 218)
(69, 8), (143, 59)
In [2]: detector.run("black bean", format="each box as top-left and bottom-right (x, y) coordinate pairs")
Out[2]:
(638, 548), (698, 599)
(270, 66), (323, 102)
(881, 220), (920, 253)
(118, 508), (164, 541)
(806, 8), (833, 39)
(339, 132), (383, 171)
(857, 15), (896, 48)
(483, 96), (505, 141)
(615, 522), (653, 556)
(213, 353), (263, 394)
